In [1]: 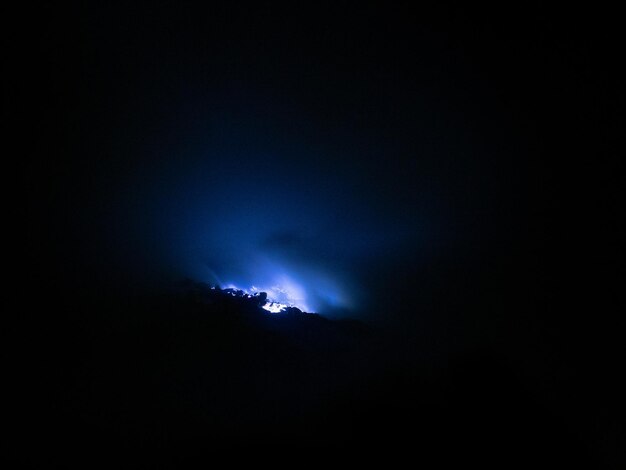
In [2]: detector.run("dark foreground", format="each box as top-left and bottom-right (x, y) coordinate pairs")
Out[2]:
(7, 282), (617, 468)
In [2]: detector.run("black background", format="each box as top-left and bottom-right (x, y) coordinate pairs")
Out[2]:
(9, 2), (624, 467)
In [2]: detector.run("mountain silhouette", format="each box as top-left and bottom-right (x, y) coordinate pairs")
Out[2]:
(6, 279), (603, 467)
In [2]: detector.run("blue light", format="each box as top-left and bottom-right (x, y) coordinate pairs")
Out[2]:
(108, 110), (439, 320)
(221, 273), (310, 313)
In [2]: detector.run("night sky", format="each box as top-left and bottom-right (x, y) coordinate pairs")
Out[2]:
(12, 2), (623, 467)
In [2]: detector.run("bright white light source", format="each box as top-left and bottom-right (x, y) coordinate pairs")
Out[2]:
(262, 302), (288, 313)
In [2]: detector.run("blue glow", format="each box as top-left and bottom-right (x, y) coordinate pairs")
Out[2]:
(107, 96), (438, 318)
(221, 268), (339, 313)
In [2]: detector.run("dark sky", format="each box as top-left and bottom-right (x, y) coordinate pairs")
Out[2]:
(23, 3), (620, 316)
(25, 5), (538, 291)
(14, 2), (623, 465)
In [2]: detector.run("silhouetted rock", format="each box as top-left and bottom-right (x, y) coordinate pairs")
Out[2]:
(255, 291), (267, 305)
(7, 278), (606, 468)
(284, 306), (302, 315)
